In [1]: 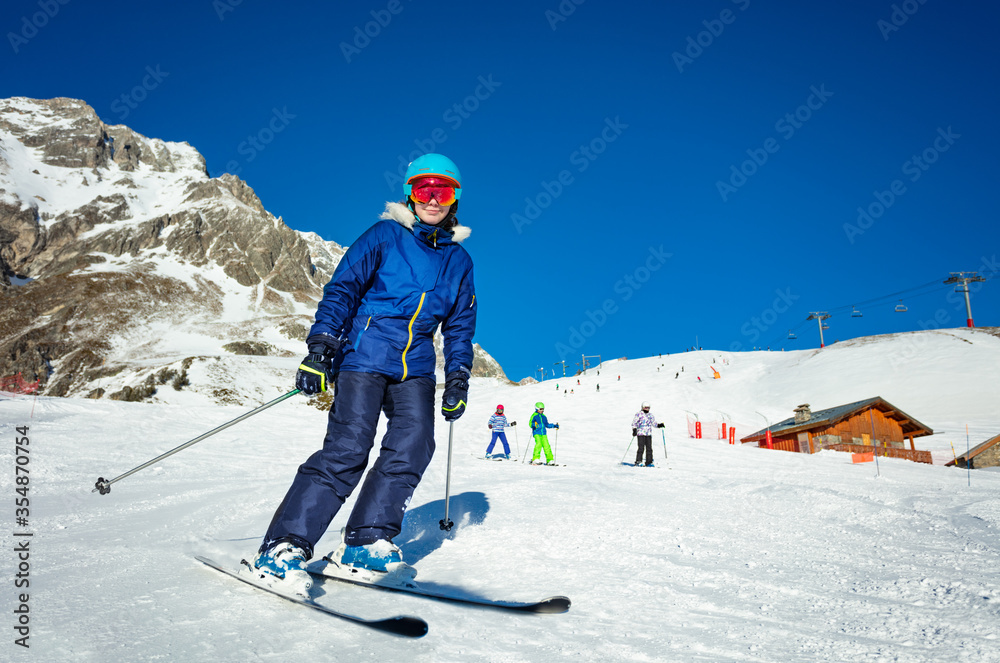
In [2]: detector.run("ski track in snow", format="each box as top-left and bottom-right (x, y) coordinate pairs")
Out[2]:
(2, 333), (999, 662)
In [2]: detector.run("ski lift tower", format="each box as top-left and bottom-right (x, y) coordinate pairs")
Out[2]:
(807, 312), (832, 348)
(581, 354), (601, 375)
(553, 360), (568, 378)
(944, 272), (986, 327)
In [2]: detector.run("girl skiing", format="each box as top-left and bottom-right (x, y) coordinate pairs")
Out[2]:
(486, 404), (512, 458)
(248, 154), (476, 596)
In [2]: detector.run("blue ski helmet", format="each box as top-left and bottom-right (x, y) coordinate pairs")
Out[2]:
(404, 154), (462, 200)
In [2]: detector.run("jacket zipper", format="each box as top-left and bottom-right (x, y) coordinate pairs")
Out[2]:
(400, 293), (427, 380)
(353, 316), (372, 350)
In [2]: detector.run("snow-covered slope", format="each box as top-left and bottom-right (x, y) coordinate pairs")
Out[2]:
(2, 328), (998, 662)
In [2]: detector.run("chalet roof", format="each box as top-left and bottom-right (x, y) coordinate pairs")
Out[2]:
(741, 396), (934, 442)
(945, 433), (1000, 466)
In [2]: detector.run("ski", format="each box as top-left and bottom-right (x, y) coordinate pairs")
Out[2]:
(195, 556), (428, 638)
(476, 453), (511, 461)
(307, 558), (571, 614)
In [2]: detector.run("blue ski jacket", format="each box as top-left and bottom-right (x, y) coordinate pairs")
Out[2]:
(529, 411), (556, 436)
(308, 202), (477, 381)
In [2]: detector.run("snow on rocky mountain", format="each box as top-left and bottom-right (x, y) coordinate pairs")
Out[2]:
(0, 97), (506, 405)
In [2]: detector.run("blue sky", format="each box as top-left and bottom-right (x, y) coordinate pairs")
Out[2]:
(4, 0), (998, 381)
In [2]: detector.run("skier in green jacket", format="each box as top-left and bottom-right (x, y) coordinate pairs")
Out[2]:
(528, 402), (559, 465)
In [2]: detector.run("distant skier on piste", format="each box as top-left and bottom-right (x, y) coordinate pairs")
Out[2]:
(246, 153), (476, 597)
(486, 404), (513, 458)
(631, 401), (665, 466)
(529, 402), (559, 465)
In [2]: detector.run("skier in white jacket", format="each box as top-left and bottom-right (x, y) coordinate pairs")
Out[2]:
(631, 401), (665, 466)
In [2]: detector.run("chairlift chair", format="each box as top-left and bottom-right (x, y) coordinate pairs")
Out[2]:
(895, 299), (908, 313)
(787, 330), (797, 340)
(851, 306), (862, 318)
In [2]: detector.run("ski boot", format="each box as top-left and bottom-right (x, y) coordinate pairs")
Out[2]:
(332, 539), (417, 583)
(242, 541), (313, 597)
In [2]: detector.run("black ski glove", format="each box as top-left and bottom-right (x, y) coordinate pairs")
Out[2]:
(657, 423), (665, 428)
(510, 421), (516, 426)
(442, 370), (469, 421)
(295, 337), (341, 395)
(632, 428), (638, 437)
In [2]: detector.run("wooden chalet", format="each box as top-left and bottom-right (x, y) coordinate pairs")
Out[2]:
(946, 433), (1000, 469)
(740, 397), (934, 464)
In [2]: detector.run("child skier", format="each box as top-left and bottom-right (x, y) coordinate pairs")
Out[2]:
(528, 402), (559, 465)
(486, 404), (512, 458)
(246, 153), (476, 596)
(631, 401), (665, 466)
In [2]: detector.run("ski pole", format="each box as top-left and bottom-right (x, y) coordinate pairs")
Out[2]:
(512, 423), (520, 458)
(868, 409), (880, 478)
(661, 428), (668, 460)
(553, 427), (559, 463)
(620, 436), (636, 463)
(439, 421), (455, 531)
(94, 389), (301, 495)
(521, 431), (533, 464)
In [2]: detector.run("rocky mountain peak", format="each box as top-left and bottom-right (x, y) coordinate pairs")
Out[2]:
(0, 96), (509, 403)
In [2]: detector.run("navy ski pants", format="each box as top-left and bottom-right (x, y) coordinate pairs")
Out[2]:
(261, 371), (436, 557)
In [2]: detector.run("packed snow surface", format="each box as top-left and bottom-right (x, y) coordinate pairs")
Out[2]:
(2, 328), (999, 662)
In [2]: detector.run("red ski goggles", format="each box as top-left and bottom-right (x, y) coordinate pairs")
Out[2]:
(408, 177), (458, 206)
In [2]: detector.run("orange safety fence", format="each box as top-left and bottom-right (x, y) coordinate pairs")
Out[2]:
(0, 372), (40, 395)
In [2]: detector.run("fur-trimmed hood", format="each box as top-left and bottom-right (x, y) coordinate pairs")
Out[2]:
(380, 201), (471, 244)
